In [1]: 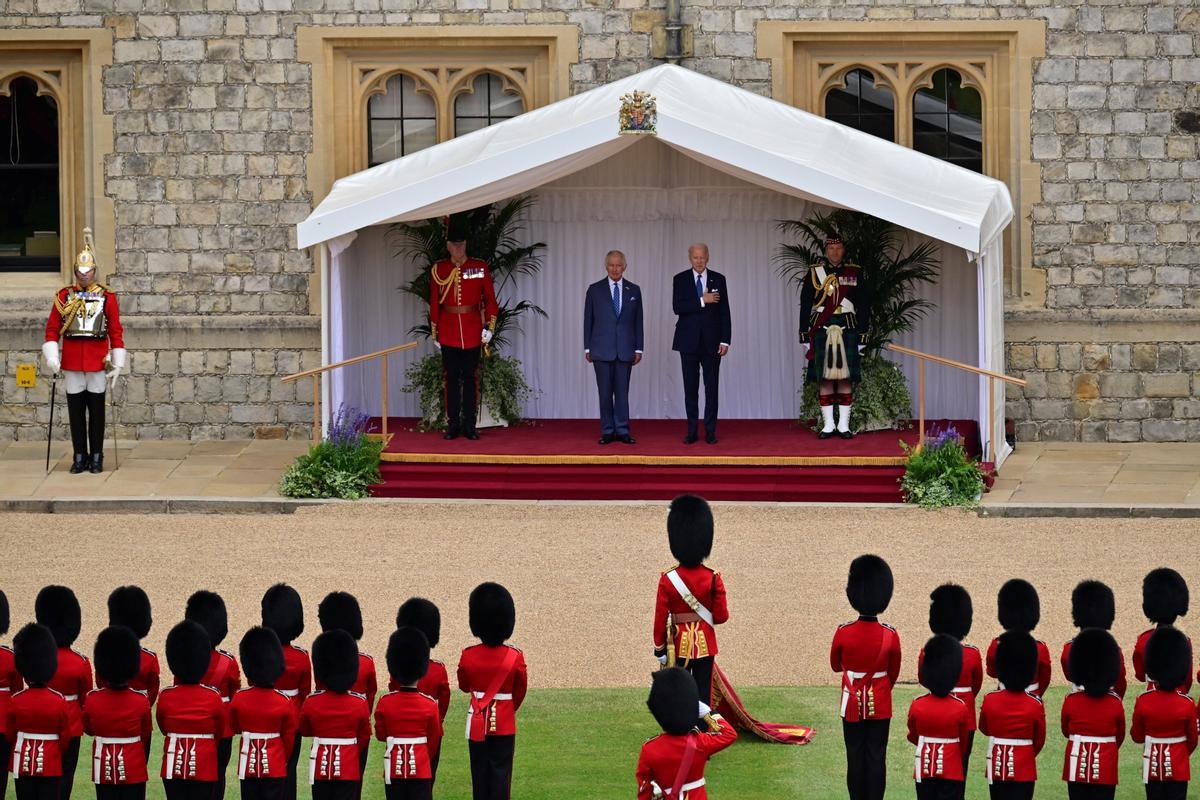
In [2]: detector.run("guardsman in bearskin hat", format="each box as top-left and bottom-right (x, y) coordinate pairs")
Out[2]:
(979, 632), (1046, 800)
(300, 630), (370, 800)
(831, 554), (901, 800)
(798, 234), (872, 439)
(8, 623), (71, 800)
(429, 211), (499, 441)
(1062, 581), (1126, 697)
(1061, 628), (1125, 798)
(1132, 626), (1197, 799)
(635, 666), (737, 800)
(261, 584), (309, 800)
(395, 599), (451, 730)
(652, 494), (730, 708)
(229, 626), (297, 800)
(42, 227), (127, 474)
(0, 591), (22, 800)
(921, 584), (982, 784)
(1134, 569), (1192, 693)
(375, 627), (443, 800)
(33, 585), (90, 800)
(82, 626), (152, 800)
(458, 582), (527, 800)
(985, 580), (1051, 697)
(105, 587), (160, 708)
(183, 590), (240, 800)
(907, 633), (969, 799)
(316, 592), (376, 798)
(157, 620), (225, 800)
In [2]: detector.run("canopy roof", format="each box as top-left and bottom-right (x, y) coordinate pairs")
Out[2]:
(298, 64), (1013, 252)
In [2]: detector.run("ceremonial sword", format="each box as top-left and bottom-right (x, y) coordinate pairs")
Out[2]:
(45, 373), (57, 474)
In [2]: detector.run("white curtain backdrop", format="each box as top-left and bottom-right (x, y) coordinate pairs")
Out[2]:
(331, 139), (979, 423)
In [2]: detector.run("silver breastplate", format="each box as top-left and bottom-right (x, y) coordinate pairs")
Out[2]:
(63, 290), (109, 338)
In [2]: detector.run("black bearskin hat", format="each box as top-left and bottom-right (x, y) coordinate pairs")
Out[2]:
(387, 627), (430, 687)
(108, 586), (153, 640)
(94, 625), (140, 688)
(929, 584), (973, 640)
(647, 667), (699, 736)
(846, 555), (894, 616)
(1071, 580), (1115, 630)
(240, 626), (285, 689)
(312, 629), (359, 693)
(995, 631), (1037, 692)
(469, 582), (516, 647)
(1069, 628), (1120, 698)
(446, 213), (470, 243)
(185, 590), (228, 648)
(997, 579), (1040, 633)
(397, 598), (441, 650)
(318, 592), (364, 641)
(0, 590), (8, 637)
(166, 620), (212, 685)
(261, 584), (304, 645)
(667, 494), (714, 568)
(1146, 625), (1192, 693)
(1143, 568), (1189, 625)
(14, 623), (57, 686)
(920, 634), (963, 698)
(35, 585), (81, 647)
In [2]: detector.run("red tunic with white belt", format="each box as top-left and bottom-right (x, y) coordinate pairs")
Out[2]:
(97, 648), (160, 707)
(457, 644), (527, 740)
(389, 659), (451, 723)
(315, 653), (377, 711)
(1131, 689), (1198, 783)
(907, 694), (970, 783)
(1062, 638), (1127, 698)
(918, 643), (983, 730)
(44, 285), (124, 373)
(0, 645), (24, 741)
(181, 649), (240, 739)
(831, 617), (902, 722)
(155, 684), (224, 781)
(276, 645), (311, 714)
(48, 647), (92, 739)
(1061, 690), (1125, 785)
(298, 690), (370, 783)
(429, 258), (499, 350)
(986, 637), (1052, 697)
(374, 688), (443, 782)
(1132, 628), (1195, 693)
(229, 686), (298, 780)
(978, 688), (1046, 783)
(6, 686), (72, 777)
(635, 714), (737, 800)
(653, 565), (730, 662)
(82, 687), (152, 784)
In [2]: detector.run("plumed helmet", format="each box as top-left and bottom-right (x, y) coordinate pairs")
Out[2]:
(1146, 625), (1192, 693)
(73, 227), (98, 283)
(35, 585), (82, 647)
(1069, 628), (1120, 698)
(667, 494), (714, 568)
(318, 592), (363, 641)
(396, 598), (441, 650)
(997, 579), (1040, 633)
(239, 626), (285, 689)
(108, 586), (153, 640)
(185, 590), (228, 648)
(166, 620), (212, 685)
(469, 582), (515, 647)
(647, 667), (699, 736)
(919, 634), (963, 698)
(94, 626), (140, 688)
(995, 631), (1038, 692)
(312, 629), (359, 693)
(1071, 580), (1115, 630)
(14, 623), (57, 686)
(261, 584), (304, 645)
(928, 584), (972, 640)
(0, 590), (9, 637)
(387, 627), (430, 687)
(846, 555), (894, 616)
(1143, 568), (1189, 625)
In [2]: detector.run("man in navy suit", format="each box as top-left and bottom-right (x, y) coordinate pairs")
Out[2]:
(584, 250), (644, 444)
(672, 243), (731, 444)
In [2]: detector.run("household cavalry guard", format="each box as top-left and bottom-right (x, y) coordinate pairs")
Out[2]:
(42, 228), (126, 474)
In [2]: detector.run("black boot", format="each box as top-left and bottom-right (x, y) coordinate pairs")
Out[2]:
(86, 390), (106, 459)
(67, 391), (89, 467)
(69, 453), (89, 474)
(88, 452), (104, 474)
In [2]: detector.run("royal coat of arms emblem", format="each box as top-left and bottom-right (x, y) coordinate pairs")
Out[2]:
(618, 90), (657, 135)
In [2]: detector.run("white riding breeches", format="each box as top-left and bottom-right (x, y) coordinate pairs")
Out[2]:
(63, 370), (106, 394)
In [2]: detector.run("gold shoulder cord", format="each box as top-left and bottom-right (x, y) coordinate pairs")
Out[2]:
(431, 264), (460, 305)
(55, 284), (108, 337)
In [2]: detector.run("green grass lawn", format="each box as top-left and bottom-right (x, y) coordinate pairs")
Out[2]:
(72, 685), (1159, 798)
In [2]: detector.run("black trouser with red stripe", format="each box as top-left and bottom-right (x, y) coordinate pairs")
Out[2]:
(442, 345), (481, 435)
(843, 719), (889, 800)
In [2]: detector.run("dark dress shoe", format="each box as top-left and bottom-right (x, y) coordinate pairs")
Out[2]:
(465, 430), (480, 441)
(705, 433), (718, 445)
(683, 434), (698, 445)
(69, 453), (89, 474)
(598, 434), (614, 445)
(619, 434), (637, 445)
(88, 453), (104, 474)
(839, 430), (855, 440)
(443, 430), (459, 440)
(818, 430), (833, 440)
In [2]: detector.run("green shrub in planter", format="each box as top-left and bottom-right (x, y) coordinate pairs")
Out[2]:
(799, 355), (912, 432)
(404, 351), (532, 432)
(279, 405), (383, 500)
(900, 424), (986, 509)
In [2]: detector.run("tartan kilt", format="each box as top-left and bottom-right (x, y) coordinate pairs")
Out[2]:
(805, 313), (862, 384)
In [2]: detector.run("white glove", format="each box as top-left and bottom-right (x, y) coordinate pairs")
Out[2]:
(799, 343), (809, 358)
(698, 701), (712, 717)
(433, 341), (441, 351)
(481, 329), (494, 345)
(857, 345), (865, 354)
(656, 654), (668, 666)
(106, 347), (126, 389)
(41, 341), (61, 375)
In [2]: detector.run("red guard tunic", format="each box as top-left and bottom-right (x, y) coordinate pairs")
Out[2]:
(1062, 639), (1127, 698)
(429, 257), (499, 350)
(185, 648), (240, 739)
(457, 644), (527, 739)
(315, 652), (377, 710)
(389, 659), (451, 723)
(97, 648), (161, 707)
(907, 694), (970, 783)
(1131, 689), (1198, 783)
(155, 684), (224, 781)
(45, 285), (124, 373)
(1132, 628), (1194, 692)
(1061, 690), (1125, 786)
(229, 687), (298, 780)
(298, 691), (370, 783)
(918, 643), (983, 730)
(830, 617), (902, 722)
(82, 687), (152, 785)
(6, 687), (72, 777)
(653, 566), (730, 662)
(374, 688), (443, 782)
(986, 637), (1052, 697)
(978, 688), (1046, 783)
(48, 647), (91, 739)
(635, 714), (737, 800)
(0, 645), (24, 741)
(276, 644), (311, 713)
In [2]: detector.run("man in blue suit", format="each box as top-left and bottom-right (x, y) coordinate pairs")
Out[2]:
(584, 250), (644, 444)
(672, 243), (731, 444)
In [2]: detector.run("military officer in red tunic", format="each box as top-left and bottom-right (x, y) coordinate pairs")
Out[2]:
(429, 213), (499, 441)
(82, 626), (152, 800)
(978, 632), (1046, 800)
(1132, 626), (1197, 800)
(1061, 628), (1125, 799)
(33, 586), (90, 800)
(1133, 568), (1192, 693)
(260, 584), (309, 800)
(42, 227), (126, 474)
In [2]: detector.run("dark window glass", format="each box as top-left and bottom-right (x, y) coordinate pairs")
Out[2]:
(454, 73), (524, 137)
(0, 77), (60, 272)
(367, 73), (437, 167)
(912, 68), (983, 173)
(824, 68), (895, 142)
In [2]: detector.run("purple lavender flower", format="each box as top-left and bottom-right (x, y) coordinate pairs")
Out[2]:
(925, 423), (962, 450)
(327, 403), (373, 447)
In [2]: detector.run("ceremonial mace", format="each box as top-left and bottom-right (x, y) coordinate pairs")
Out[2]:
(45, 372), (57, 474)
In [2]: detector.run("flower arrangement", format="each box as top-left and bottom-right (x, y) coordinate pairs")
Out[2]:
(899, 423), (988, 509)
(279, 404), (384, 500)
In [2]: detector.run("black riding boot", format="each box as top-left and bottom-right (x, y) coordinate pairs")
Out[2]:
(66, 392), (89, 473)
(86, 390), (106, 473)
